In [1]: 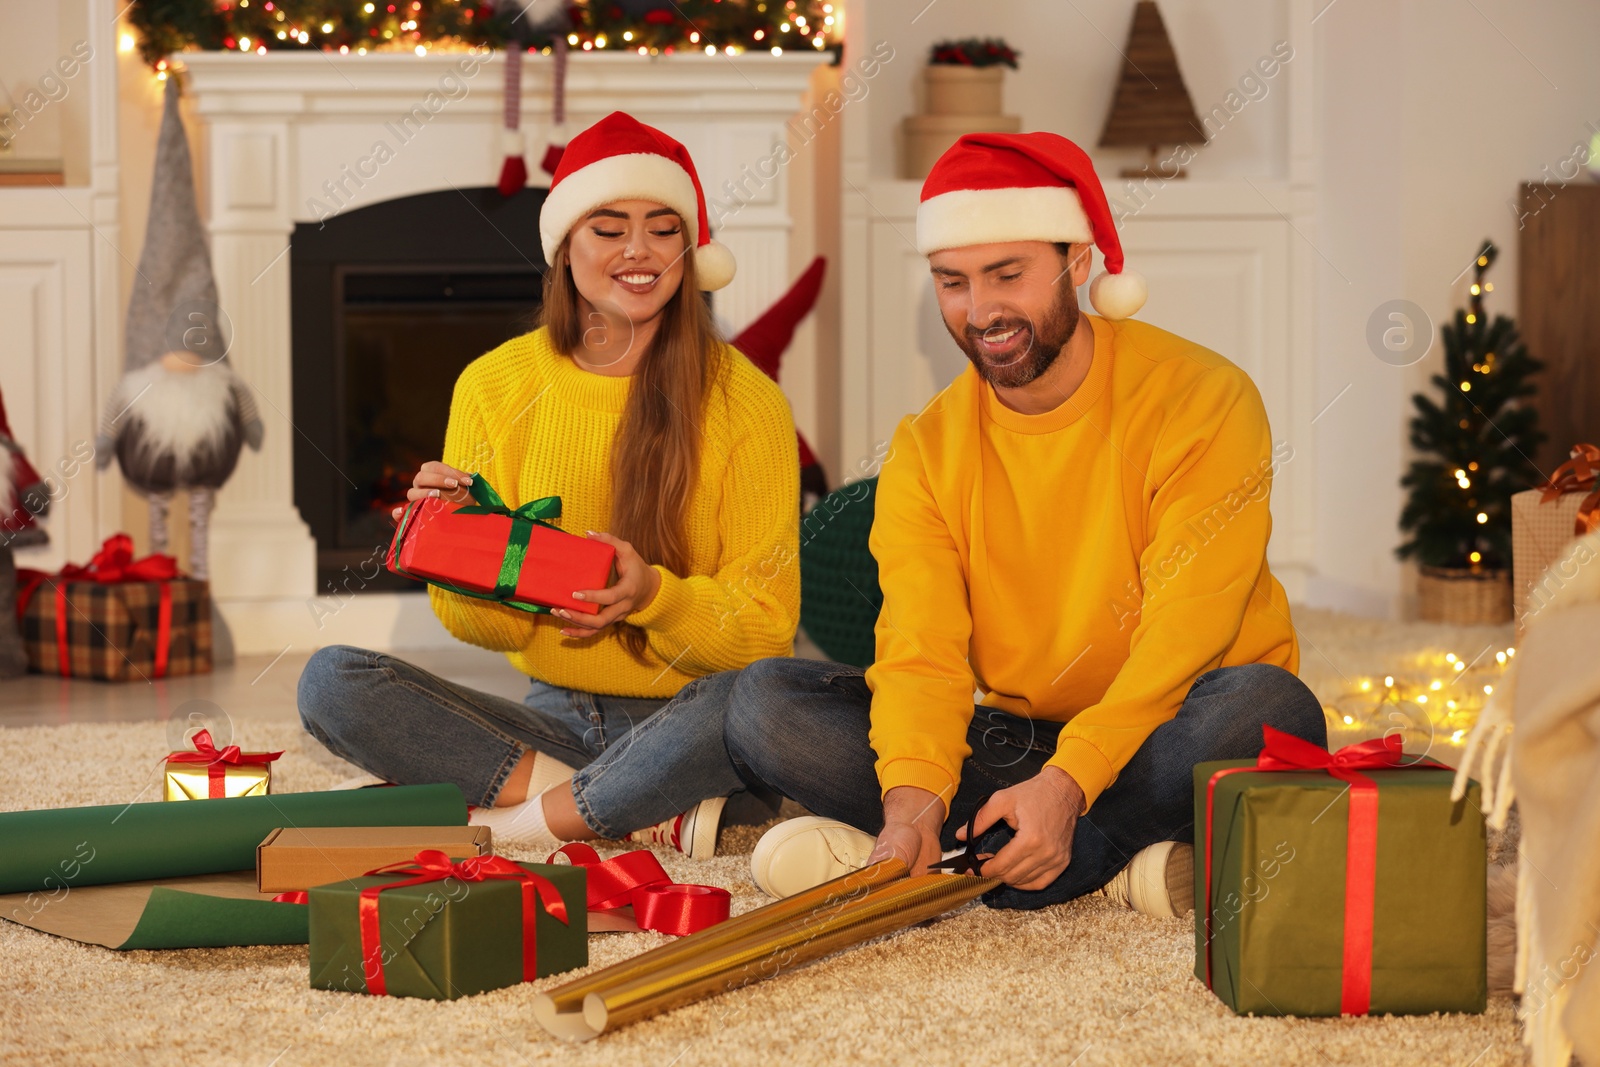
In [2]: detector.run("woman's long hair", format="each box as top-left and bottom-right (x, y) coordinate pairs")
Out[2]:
(540, 236), (725, 658)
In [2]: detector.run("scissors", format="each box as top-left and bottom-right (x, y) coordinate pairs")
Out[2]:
(925, 803), (993, 875)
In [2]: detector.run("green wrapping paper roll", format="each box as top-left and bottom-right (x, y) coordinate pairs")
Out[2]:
(0, 784), (467, 894)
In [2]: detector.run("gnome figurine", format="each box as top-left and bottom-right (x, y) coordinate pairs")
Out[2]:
(96, 77), (263, 582)
(2, 383), (50, 678)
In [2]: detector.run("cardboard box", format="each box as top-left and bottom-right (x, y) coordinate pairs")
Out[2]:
(257, 826), (492, 893)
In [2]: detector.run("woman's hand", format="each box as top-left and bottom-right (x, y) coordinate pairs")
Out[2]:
(554, 532), (662, 638)
(390, 462), (474, 523)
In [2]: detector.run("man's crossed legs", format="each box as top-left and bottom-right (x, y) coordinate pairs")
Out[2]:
(722, 658), (1327, 909)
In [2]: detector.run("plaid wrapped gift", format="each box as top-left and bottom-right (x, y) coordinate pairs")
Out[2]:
(1512, 443), (1600, 637)
(16, 534), (211, 681)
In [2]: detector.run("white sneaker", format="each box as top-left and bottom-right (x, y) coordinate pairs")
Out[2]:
(1097, 841), (1195, 918)
(750, 816), (878, 899)
(625, 796), (727, 861)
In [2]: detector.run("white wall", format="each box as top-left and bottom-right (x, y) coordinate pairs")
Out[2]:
(856, 0), (1293, 181)
(1312, 0), (1600, 615)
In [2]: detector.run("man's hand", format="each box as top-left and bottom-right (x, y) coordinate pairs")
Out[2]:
(866, 785), (947, 875)
(958, 766), (1084, 891)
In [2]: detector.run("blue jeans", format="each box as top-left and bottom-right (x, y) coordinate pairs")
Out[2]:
(719, 658), (1327, 910)
(295, 646), (779, 836)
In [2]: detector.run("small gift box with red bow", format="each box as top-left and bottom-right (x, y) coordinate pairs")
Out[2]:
(16, 534), (211, 682)
(1194, 727), (1487, 1017)
(163, 729), (283, 801)
(387, 476), (615, 617)
(1512, 443), (1600, 637)
(307, 851), (587, 999)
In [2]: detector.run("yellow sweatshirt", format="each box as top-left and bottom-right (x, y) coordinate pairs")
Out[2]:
(429, 327), (800, 698)
(866, 315), (1298, 812)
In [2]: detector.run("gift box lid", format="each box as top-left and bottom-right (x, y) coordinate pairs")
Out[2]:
(256, 826), (493, 893)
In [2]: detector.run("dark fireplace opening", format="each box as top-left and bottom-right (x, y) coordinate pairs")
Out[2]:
(291, 187), (548, 594)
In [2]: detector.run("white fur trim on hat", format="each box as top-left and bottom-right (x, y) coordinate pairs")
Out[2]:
(1089, 268), (1147, 320)
(916, 186), (1093, 255)
(694, 239), (736, 291)
(539, 151), (701, 266)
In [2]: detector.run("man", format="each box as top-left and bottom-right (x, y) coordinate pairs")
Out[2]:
(727, 130), (1327, 915)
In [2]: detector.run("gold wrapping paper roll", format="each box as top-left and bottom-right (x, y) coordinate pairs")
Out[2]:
(162, 761), (272, 801)
(536, 872), (998, 1042)
(534, 858), (907, 1033)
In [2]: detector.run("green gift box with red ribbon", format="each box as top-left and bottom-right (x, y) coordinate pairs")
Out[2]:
(1195, 727), (1487, 1017)
(308, 851), (587, 1000)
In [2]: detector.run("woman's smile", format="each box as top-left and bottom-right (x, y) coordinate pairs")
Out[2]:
(611, 268), (662, 295)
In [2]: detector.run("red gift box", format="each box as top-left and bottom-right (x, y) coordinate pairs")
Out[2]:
(387, 480), (614, 616)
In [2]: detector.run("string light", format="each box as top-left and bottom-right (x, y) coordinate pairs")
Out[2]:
(127, 1), (839, 68)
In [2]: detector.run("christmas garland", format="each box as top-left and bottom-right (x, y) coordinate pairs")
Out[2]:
(128, 0), (839, 69)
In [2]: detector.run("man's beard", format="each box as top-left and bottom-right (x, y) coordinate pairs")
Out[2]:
(946, 278), (1082, 390)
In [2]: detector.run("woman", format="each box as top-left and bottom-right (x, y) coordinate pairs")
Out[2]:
(297, 112), (800, 858)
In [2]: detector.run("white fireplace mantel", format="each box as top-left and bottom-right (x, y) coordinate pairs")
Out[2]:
(180, 51), (824, 653)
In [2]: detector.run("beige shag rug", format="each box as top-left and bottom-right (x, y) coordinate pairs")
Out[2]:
(0, 718), (1526, 1066)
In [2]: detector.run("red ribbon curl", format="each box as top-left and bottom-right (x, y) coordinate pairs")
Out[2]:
(549, 843), (730, 936)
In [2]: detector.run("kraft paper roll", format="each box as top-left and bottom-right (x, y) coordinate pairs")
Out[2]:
(0, 784), (467, 895)
(536, 872), (997, 1041)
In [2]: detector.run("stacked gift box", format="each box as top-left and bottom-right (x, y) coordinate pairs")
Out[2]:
(1512, 443), (1599, 638)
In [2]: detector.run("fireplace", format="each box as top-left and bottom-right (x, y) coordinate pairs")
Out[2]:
(290, 186), (547, 591)
(179, 51), (823, 653)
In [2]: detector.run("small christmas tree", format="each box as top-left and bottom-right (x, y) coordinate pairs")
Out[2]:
(1397, 240), (1544, 571)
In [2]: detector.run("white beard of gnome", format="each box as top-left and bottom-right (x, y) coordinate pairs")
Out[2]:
(97, 355), (264, 581)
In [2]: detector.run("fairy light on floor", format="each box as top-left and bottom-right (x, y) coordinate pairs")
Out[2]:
(1322, 644), (1516, 753)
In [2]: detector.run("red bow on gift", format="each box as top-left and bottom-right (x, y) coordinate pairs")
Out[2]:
(357, 850), (569, 996)
(1203, 726), (1445, 1016)
(17, 533), (186, 678)
(549, 843), (730, 936)
(1538, 443), (1600, 536)
(164, 728), (283, 799)
(58, 533), (181, 583)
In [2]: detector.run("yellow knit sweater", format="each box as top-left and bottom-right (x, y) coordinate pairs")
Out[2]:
(866, 315), (1298, 812)
(428, 327), (800, 698)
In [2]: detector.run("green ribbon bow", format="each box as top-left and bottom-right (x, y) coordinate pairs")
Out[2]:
(393, 474), (564, 614)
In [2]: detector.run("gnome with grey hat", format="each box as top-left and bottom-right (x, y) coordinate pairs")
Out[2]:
(96, 77), (262, 581)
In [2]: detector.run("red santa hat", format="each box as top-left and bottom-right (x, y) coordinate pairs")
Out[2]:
(539, 111), (735, 292)
(916, 131), (1147, 320)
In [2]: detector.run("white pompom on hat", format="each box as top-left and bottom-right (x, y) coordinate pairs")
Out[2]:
(916, 131), (1146, 320)
(538, 111), (735, 291)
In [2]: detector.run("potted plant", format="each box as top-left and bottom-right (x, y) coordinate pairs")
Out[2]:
(924, 38), (1020, 116)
